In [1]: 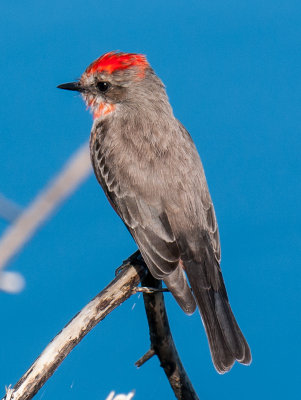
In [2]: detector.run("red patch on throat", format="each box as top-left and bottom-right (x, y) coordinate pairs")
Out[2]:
(86, 51), (148, 77)
(93, 102), (116, 119)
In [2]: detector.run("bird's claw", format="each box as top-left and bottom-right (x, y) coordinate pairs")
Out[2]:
(115, 250), (144, 276)
(133, 286), (169, 294)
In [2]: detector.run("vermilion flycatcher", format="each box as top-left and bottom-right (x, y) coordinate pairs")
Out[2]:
(58, 51), (251, 373)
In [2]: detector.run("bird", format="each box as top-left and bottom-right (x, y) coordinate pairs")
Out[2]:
(58, 51), (251, 373)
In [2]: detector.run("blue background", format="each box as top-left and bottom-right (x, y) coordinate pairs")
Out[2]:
(1, 1), (300, 399)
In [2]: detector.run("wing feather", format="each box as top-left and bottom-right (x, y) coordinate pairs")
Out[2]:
(90, 126), (179, 277)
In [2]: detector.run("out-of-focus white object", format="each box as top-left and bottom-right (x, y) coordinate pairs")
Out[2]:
(0, 271), (25, 293)
(106, 391), (135, 400)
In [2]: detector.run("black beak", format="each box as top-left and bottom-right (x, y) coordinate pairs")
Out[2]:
(57, 82), (83, 92)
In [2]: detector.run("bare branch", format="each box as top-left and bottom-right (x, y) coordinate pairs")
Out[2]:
(2, 261), (146, 400)
(2, 252), (199, 400)
(141, 272), (199, 400)
(0, 142), (92, 275)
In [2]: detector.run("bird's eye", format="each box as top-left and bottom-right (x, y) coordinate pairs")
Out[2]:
(97, 81), (110, 92)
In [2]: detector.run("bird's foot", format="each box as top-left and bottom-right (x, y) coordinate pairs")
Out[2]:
(133, 286), (169, 294)
(115, 250), (144, 276)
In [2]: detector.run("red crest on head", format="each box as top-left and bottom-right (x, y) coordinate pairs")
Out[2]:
(85, 51), (149, 77)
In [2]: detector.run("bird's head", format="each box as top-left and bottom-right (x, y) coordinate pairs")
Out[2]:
(58, 51), (168, 120)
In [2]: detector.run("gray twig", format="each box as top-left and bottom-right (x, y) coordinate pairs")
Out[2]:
(135, 348), (155, 367)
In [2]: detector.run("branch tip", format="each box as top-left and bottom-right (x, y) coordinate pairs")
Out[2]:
(135, 348), (155, 368)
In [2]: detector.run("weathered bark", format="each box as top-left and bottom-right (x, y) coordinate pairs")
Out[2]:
(2, 261), (146, 400)
(2, 252), (199, 400)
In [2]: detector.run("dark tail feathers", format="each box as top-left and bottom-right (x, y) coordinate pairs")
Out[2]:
(185, 260), (252, 373)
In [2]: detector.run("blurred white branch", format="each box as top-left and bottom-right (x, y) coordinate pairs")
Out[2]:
(0, 141), (92, 292)
(0, 194), (22, 222)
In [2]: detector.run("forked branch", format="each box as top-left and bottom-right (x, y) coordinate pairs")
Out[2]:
(2, 253), (198, 400)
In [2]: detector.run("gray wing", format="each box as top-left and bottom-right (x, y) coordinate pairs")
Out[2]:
(169, 123), (251, 373)
(90, 126), (196, 314)
(172, 120), (221, 263)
